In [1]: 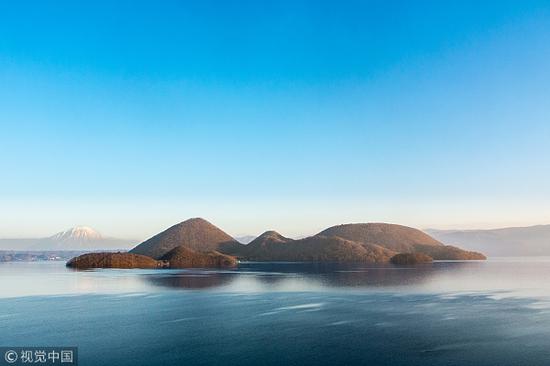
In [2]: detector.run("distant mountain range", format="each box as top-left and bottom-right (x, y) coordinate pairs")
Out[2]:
(426, 225), (550, 257)
(0, 226), (136, 251)
(11, 222), (548, 258)
(234, 235), (256, 244)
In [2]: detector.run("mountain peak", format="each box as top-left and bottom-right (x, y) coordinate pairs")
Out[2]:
(257, 230), (287, 240)
(130, 218), (241, 259)
(248, 231), (290, 246)
(316, 223), (442, 252)
(180, 217), (210, 225)
(51, 226), (103, 241)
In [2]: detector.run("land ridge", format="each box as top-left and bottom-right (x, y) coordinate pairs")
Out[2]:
(67, 218), (485, 268)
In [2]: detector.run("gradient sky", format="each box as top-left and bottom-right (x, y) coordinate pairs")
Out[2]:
(1, 1), (550, 239)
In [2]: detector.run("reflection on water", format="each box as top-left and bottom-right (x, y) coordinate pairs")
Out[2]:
(146, 272), (235, 289)
(3, 259), (550, 366)
(2, 258), (550, 298)
(144, 262), (470, 290)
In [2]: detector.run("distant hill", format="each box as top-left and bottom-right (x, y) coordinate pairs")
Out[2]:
(235, 235), (257, 244)
(0, 226), (135, 251)
(318, 223), (485, 260)
(426, 225), (550, 257)
(318, 223), (441, 252)
(130, 218), (243, 259)
(0, 239), (37, 250)
(227, 230), (395, 262)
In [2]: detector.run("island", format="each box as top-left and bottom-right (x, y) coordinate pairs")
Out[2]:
(67, 217), (486, 269)
(66, 252), (162, 269)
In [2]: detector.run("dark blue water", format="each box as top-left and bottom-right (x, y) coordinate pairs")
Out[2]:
(2, 259), (550, 365)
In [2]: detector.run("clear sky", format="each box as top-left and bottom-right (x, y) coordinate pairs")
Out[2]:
(1, 1), (550, 239)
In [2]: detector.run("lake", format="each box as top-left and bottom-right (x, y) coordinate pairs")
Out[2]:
(2, 258), (550, 365)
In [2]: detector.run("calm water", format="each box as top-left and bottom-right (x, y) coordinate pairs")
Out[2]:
(2, 259), (550, 365)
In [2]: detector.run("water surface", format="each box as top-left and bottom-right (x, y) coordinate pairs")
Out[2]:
(1, 259), (550, 365)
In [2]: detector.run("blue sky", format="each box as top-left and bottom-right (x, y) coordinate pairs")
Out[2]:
(1, 1), (550, 239)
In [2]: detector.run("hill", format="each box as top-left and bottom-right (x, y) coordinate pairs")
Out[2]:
(66, 252), (161, 269)
(426, 225), (550, 256)
(225, 230), (396, 262)
(160, 246), (237, 268)
(130, 218), (243, 259)
(316, 223), (485, 260)
(318, 223), (441, 252)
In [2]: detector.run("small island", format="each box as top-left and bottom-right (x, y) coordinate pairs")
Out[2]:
(66, 248), (238, 270)
(66, 252), (162, 269)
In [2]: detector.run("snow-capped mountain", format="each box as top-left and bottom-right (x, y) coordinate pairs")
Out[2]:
(49, 226), (104, 242)
(0, 226), (137, 251)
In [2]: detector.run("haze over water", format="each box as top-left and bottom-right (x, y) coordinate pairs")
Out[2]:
(2, 259), (550, 366)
